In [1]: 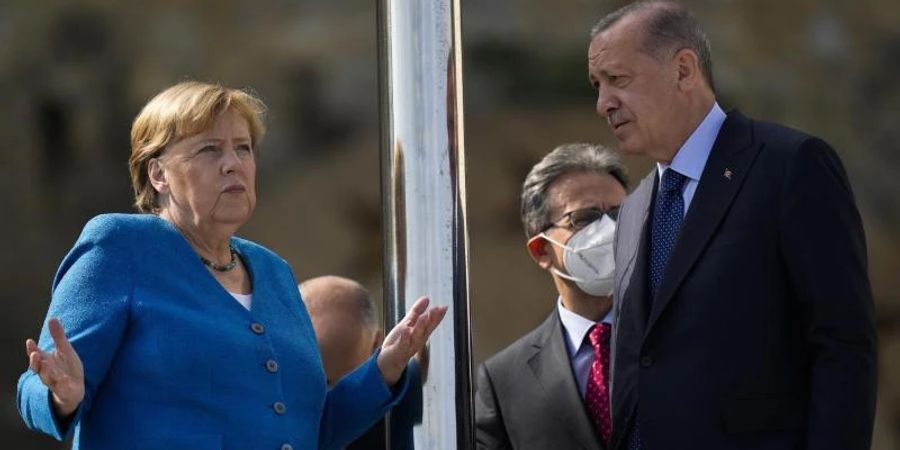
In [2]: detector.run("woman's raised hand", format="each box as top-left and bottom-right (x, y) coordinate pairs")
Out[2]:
(25, 318), (85, 419)
(377, 297), (447, 386)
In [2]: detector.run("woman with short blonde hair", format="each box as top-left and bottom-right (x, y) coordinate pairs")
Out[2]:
(18, 81), (446, 450)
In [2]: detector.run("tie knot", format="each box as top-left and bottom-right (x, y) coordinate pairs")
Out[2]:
(588, 322), (611, 349)
(661, 169), (687, 193)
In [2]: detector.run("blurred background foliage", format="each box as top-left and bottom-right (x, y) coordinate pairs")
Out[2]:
(1, 0), (897, 447)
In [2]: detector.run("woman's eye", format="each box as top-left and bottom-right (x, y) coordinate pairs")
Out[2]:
(199, 145), (219, 154)
(237, 145), (253, 154)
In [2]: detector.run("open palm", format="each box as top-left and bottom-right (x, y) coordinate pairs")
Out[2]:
(377, 296), (447, 386)
(25, 318), (85, 418)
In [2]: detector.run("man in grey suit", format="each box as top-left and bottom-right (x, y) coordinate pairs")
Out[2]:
(475, 143), (628, 450)
(589, 2), (877, 449)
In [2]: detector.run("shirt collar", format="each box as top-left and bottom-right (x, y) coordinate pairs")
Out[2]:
(557, 298), (614, 353)
(656, 102), (726, 181)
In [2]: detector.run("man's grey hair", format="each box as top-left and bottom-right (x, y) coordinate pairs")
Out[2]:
(590, 1), (715, 93)
(521, 143), (628, 238)
(300, 276), (378, 331)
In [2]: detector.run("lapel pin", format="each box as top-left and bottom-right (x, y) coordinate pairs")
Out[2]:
(723, 168), (733, 180)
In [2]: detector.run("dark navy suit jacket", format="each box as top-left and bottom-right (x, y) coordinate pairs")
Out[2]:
(610, 111), (877, 450)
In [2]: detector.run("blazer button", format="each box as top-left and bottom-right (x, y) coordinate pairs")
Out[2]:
(273, 401), (287, 414)
(640, 356), (654, 367)
(281, 444), (293, 450)
(250, 322), (265, 334)
(266, 359), (279, 373)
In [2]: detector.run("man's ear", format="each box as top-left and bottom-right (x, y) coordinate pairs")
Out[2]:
(674, 47), (701, 91)
(148, 158), (168, 194)
(526, 234), (553, 270)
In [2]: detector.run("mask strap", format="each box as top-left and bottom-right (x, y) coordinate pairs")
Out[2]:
(539, 233), (574, 252)
(550, 267), (587, 284)
(539, 234), (584, 282)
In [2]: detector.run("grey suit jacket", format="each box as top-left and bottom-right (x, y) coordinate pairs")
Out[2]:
(475, 310), (606, 450)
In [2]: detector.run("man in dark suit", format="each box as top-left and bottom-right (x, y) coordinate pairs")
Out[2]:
(476, 143), (629, 450)
(587, 2), (878, 449)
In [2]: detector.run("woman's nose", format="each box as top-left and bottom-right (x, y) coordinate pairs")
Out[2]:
(220, 148), (243, 173)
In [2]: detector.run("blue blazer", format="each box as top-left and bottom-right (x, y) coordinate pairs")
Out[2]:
(17, 214), (408, 450)
(347, 359), (423, 450)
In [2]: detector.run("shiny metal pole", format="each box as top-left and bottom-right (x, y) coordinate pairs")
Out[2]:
(377, 0), (472, 448)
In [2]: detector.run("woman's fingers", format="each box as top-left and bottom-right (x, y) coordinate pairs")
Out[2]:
(25, 339), (41, 370)
(411, 296), (430, 314)
(414, 306), (447, 341)
(25, 338), (38, 355)
(48, 318), (75, 358)
(402, 297), (430, 328)
(401, 305), (446, 358)
(377, 299), (446, 386)
(24, 319), (85, 406)
(27, 346), (42, 373)
(387, 298), (446, 358)
(427, 306), (448, 334)
(428, 305), (447, 328)
(25, 338), (51, 376)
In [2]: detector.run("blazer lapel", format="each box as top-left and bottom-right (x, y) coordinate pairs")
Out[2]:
(527, 311), (604, 450)
(646, 110), (761, 333)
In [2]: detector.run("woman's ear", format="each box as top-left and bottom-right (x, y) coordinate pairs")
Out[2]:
(148, 158), (168, 194)
(526, 234), (554, 270)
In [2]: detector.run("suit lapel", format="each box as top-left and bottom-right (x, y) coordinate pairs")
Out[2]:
(527, 311), (604, 450)
(645, 110), (761, 333)
(614, 171), (656, 306)
(611, 171), (655, 387)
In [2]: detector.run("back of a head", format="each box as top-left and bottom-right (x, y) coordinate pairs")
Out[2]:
(300, 276), (381, 385)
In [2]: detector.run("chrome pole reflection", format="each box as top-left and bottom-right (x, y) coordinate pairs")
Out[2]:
(377, 0), (473, 448)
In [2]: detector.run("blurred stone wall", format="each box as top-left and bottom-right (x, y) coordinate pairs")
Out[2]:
(1, 0), (897, 448)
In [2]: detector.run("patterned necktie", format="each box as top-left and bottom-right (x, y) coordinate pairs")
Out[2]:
(649, 169), (687, 300)
(585, 322), (613, 445)
(627, 169), (687, 450)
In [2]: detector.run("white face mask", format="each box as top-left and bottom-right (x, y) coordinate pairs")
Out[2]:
(540, 214), (616, 297)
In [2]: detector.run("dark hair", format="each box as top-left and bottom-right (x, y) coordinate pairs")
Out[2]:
(520, 143), (628, 238)
(591, 1), (715, 93)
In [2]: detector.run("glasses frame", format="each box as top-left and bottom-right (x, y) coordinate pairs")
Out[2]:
(542, 206), (619, 233)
